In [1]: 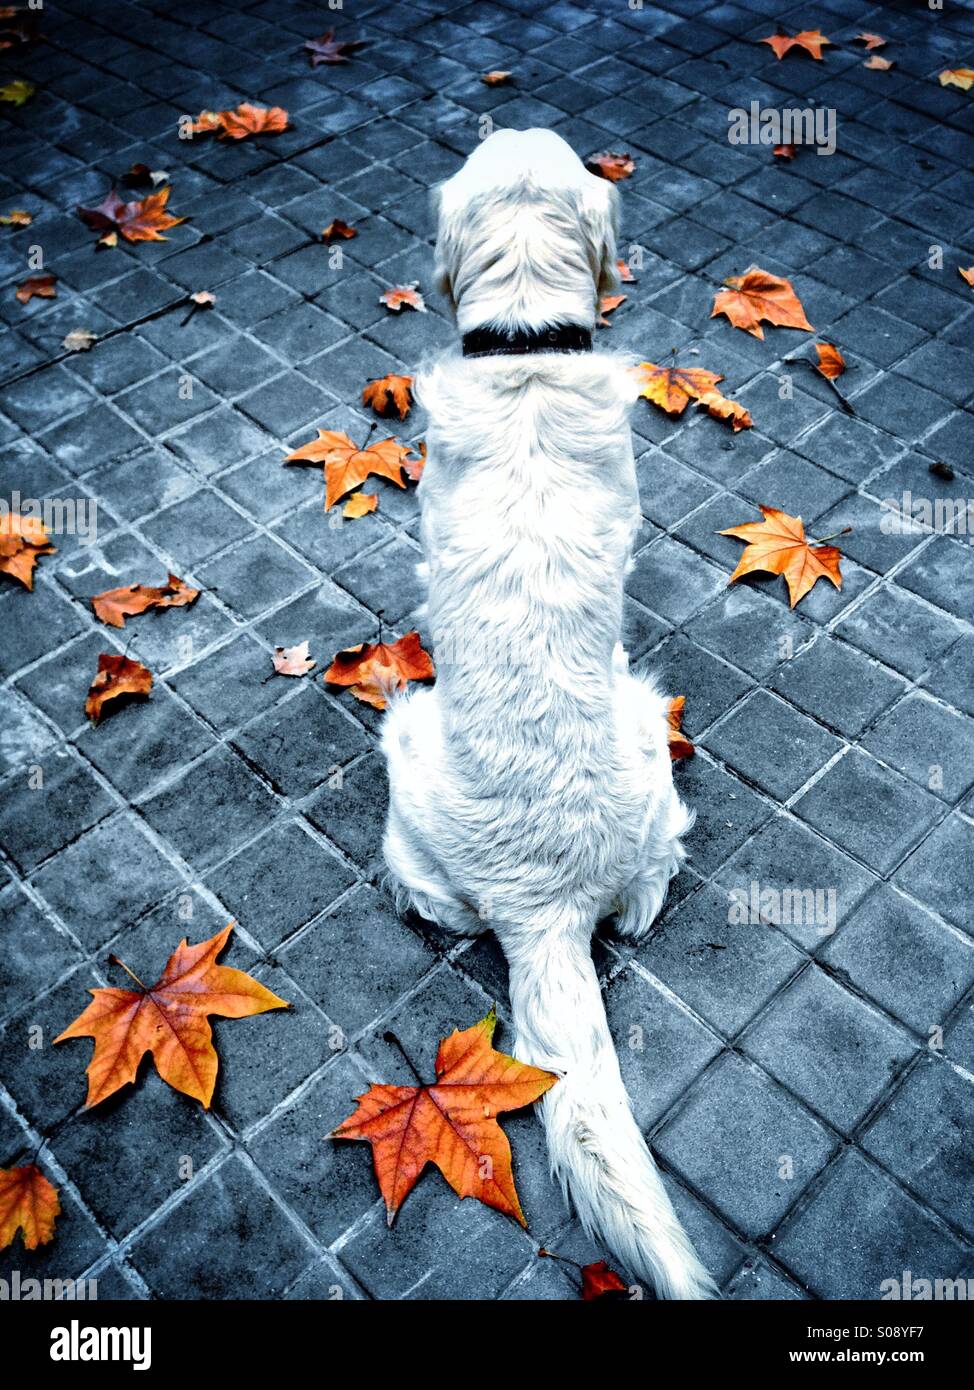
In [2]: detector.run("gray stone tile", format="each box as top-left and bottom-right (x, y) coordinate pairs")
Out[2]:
(130, 1154), (311, 1298)
(655, 1051), (837, 1238)
(775, 1148), (970, 1300)
(861, 1060), (974, 1239)
(742, 964), (915, 1133)
(635, 881), (802, 1037)
(794, 748), (943, 876)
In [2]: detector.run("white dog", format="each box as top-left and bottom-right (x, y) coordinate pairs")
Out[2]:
(381, 128), (715, 1300)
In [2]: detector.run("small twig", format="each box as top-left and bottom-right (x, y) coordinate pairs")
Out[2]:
(382, 1030), (424, 1085)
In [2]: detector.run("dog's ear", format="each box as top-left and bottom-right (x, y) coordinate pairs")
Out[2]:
(581, 175), (620, 299)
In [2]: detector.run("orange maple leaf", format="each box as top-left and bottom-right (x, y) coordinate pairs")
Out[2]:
(0, 510), (55, 589)
(481, 70), (511, 85)
(582, 1260), (628, 1300)
(855, 32), (886, 49)
(760, 29), (831, 61)
(324, 630), (434, 709)
(635, 362), (724, 415)
(273, 640), (315, 676)
(77, 186), (186, 244)
(696, 388), (753, 432)
(667, 696), (694, 762)
(585, 151), (635, 182)
(720, 506), (842, 608)
(322, 218), (356, 242)
(286, 430), (411, 510)
(773, 143), (796, 159)
(814, 342), (846, 380)
(712, 266), (813, 339)
(362, 373), (413, 419)
(0, 1165), (60, 1251)
(15, 272), (55, 303)
(332, 1006), (556, 1225)
(343, 492), (378, 519)
(215, 103), (289, 140)
(55, 924), (289, 1108)
(1, 208), (32, 226)
(597, 293), (625, 326)
(635, 363), (751, 429)
(939, 69), (974, 90)
(85, 653), (153, 723)
(616, 258), (637, 283)
(864, 56), (893, 70)
(959, 266), (974, 287)
(91, 572), (199, 629)
(379, 283), (426, 313)
(305, 30), (367, 67)
(404, 440), (426, 483)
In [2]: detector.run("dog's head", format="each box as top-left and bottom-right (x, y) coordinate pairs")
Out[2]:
(433, 128), (619, 334)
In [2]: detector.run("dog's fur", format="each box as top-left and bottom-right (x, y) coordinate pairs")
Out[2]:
(381, 129), (716, 1300)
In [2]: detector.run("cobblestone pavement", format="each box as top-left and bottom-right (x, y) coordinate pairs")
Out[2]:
(2, 0), (974, 1302)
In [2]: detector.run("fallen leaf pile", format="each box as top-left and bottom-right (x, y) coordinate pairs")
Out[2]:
(635, 362), (752, 431)
(305, 30), (366, 66)
(322, 218), (356, 243)
(585, 151), (635, 182)
(667, 697), (694, 762)
(598, 293), (625, 326)
(55, 924), (288, 1107)
(343, 491), (378, 519)
(76, 186), (185, 246)
(712, 267), (813, 339)
(539, 1248), (628, 1301)
(332, 1006), (556, 1224)
(62, 327), (97, 352)
(362, 373), (413, 419)
(380, 283), (426, 313)
(760, 30), (831, 61)
(324, 630), (434, 709)
(85, 653), (153, 724)
(0, 78), (34, 104)
(190, 103), (288, 139)
(939, 68), (974, 91)
(287, 429), (414, 510)
(721, 506), (842, 608)
(15, 272), (55, 303)
(0, 1165), (60, 1251)
(273, 640), (316, 676)
(814, 342), (846, 380)
(0, 511), (55, 589)
(91, 572), (199, 628)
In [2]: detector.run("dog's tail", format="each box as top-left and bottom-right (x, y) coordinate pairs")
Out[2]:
(504, 910), (717, 1300)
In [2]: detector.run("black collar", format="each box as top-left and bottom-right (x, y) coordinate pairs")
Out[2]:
(461, 324), (593, 359)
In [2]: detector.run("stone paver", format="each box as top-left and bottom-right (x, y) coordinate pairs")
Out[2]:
(2, 0), (974, 1301)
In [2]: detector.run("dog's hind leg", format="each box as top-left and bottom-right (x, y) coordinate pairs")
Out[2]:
(383, 806), (487, 936)
(613, 854), (681, 942)
(381, 692), (487, 937)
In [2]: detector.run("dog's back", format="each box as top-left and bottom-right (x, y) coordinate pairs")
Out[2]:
(380, 129), (716, 1299)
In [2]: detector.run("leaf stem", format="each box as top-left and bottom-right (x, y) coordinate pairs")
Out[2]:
(538, 1247), (584, 1272)
(110, 954), (149, 992)
(812, 525), (853, 545)
(382, 1030), (424, 1085)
